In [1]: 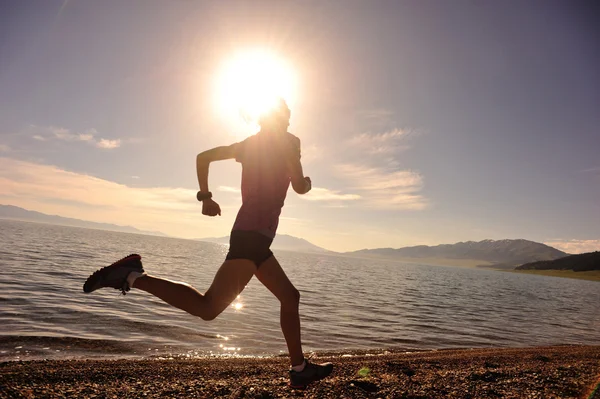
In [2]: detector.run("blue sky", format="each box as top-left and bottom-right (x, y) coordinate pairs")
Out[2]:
(1, 0), (599, 253)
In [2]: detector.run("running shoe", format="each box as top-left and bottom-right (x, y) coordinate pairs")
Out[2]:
(289, 359), (334, 389)
(83, 254), (144, 295)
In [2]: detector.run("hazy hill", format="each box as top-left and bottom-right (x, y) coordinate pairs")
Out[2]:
(348, 239), (568, 268)
(0, 204), (167, 237)
(516, 251), (600, 272)
(199, 234), (330, 253)
(1, 205), (571, 268)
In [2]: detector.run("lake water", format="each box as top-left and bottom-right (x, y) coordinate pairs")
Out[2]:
(1, 219), (599, 362)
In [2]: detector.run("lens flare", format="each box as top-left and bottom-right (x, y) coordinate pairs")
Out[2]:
(215, 49), (297, 131)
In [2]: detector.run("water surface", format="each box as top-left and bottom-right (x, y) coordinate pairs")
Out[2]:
(1, 219), (598, 361)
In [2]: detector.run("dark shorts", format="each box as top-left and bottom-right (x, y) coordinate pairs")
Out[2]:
(225, 230), (274, 267)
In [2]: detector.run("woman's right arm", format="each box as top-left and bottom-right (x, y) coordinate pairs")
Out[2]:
(195, 143), (240, 216)
(196, 144), (240, 193)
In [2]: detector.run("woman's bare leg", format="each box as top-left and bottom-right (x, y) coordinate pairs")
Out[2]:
(254, 256), (304, 366)
(132, 259), (256, 321)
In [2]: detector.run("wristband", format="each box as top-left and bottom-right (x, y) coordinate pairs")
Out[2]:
(197, 191), (212, 202)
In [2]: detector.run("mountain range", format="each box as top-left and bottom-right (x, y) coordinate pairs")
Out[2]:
(198, 234), (330, 253)
(0, 204), (166, 237)
(349, 239), (568, 269)
(1, 204), (570, 268)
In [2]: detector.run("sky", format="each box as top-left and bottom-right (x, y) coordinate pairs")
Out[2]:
(1, 0), (599, 253)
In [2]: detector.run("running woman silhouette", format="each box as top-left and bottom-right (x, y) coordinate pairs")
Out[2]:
(83, 98), (333, 388)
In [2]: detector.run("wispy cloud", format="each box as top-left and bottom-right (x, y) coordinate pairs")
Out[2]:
(0, 157), (195, 211)
(579, 166), (600, 174)
(336, 164), (428, 210)
(0, 144), (10, 152)
(300, 143), (323, 163)
(218, 183), (360, 205)
(349, 128), (408, 145)
(49, 126), (96, 142)
(545, 239), (600, 254)
(30, 126), (122, 149)
(302, 187), (361, 201)
(331, 123), (429, 210)
(217, 186), (240, 193)
(0, 157), (227, 237)
(280, 216), (308, 223)
(357, 108), (395, 130)
(347, 128), (416, 155)
(359, 108), (395, 121)
(96, 138), (121, 149)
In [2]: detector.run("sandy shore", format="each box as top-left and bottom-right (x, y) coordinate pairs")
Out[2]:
(2, 345), (600, 398)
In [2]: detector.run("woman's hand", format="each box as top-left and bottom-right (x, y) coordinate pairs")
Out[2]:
(202, 198), (222, 217)
(304, 176), (312, 193)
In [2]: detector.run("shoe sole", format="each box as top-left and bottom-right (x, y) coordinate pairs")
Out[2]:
(289, 366), (333, 389)
(83, 254), (143, 293)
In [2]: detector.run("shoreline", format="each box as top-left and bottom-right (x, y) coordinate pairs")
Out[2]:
(507, 269), (600, 282)
(2, 345), (600, 398)
(326, 253), (600, 283)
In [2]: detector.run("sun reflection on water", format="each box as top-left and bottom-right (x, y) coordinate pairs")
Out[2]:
(216, 334), (240, 353)
(232, 295), (244, 311)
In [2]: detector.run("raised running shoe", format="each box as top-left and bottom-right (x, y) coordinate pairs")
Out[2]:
(289, 359), (334, 389)
(83, 254), (144, 295)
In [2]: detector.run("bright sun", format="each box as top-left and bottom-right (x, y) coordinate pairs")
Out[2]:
(215, 50), (296, 125)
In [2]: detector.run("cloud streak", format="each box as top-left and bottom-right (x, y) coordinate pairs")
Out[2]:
(579, 166), (600, 174)
(545, 239), (600, 254)
(336, 164), (428, 210)
(217, 186), (240, 193)
(31, 126), (122, 149)
(348, 128), (415, 155)
(97, 138), (121, 149)
(327, 125), (429, 211)
(0, 157), (226, 237)
(302, 187), (361, 201)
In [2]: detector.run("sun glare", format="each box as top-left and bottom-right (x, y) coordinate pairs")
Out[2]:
(215, 50), (296, 127)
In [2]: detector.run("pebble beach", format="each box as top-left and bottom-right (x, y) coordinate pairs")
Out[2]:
(2, 345), (600, 398)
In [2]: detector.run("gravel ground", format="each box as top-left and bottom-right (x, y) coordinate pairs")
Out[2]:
(2, 345), (600, 398)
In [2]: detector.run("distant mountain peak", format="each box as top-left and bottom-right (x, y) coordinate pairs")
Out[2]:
(198, 233), (330, 253)
(348, 238), (567, 267)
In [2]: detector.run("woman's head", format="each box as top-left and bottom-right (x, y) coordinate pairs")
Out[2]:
(258, 98), (290, 131)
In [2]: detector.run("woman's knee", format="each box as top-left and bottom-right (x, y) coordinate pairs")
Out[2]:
(193, 297), (224, 321)
(282, 287), (300, 308)
(199, 310), (218, 321)
(195, 306), (222, 321)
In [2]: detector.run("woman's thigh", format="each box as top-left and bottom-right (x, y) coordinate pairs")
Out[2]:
(204, 259), (257, 315)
